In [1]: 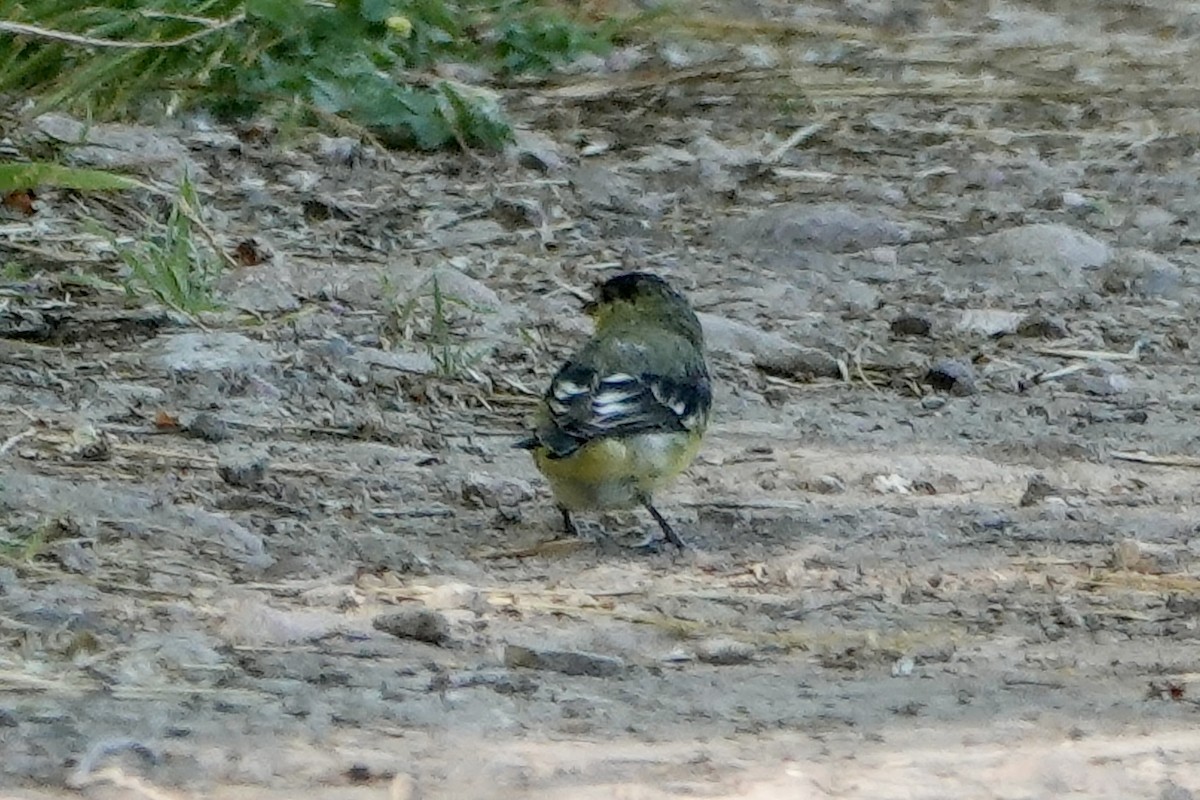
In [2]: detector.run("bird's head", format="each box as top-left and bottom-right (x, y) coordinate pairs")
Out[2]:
(583, 272), (704, 347)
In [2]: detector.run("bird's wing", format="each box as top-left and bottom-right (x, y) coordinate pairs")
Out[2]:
(533, 359), (711, 458)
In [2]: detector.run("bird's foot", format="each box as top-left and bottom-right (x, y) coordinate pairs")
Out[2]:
(640, 498), (689, 550)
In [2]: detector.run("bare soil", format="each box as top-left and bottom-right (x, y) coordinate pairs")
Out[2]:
(4, 1), (1200, 798)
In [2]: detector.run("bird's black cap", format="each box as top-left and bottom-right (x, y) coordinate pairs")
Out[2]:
(596, 272), (675, 303)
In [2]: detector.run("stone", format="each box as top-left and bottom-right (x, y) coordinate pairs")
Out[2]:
(925, 358), (978, 396)
(699, 313), (839, 378)
(461, 473), (535, 510)
(154, 332), (274, 376)
(695, 638), (755, 665)
(373, 608), (450, 645)
(503, 644), (625, 677)
(218, 450), (268, 488)
(891, 314), (932, 337)
(721, 202), (911, 259)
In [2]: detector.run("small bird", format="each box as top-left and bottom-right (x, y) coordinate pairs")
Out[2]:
(516, 272), (712, 548)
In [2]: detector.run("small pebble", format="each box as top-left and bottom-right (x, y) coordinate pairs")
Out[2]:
(975, 510), (1011, 531)
(1063, 364), (1132, 397)
(503, 644), (625, 677)
(871, 474), (912, 494)
(1061, 191), (1090, 209)
(1159, 781), (1195, 800)
(218, 451), (268, 487)
(810, 474), (847, 494)
(49, 540), (98, 574)
(1019, 473), (1056, 507)
(695, 637), (755, 665)
(891, 314), (932, 337)
(373, 608), (450, 645)
(186, 412), (230, 443)
(64, 423), (110, 462)
(461, 473), (535, 510)
(925, 358), (978, 396)
(1017, 314), (1069, 339)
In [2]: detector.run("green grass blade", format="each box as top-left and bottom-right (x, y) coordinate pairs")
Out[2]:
(0, 162), (148, 193)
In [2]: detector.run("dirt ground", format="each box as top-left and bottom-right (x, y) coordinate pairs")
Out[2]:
(5, 1), (1200, 798)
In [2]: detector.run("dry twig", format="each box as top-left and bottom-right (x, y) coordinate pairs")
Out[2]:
(0, 427), (36, 458)
(0, 13), (244, 49)
(1110, 451), (1200, 469)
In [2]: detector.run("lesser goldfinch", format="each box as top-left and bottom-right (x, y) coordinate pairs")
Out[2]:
(516, 272), (712, 548)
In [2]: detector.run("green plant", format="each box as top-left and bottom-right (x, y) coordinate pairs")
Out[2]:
(0, 517), (64, 564)
(427, 273), (487, 376)
(0, 0), (628, 151)
(0, 161), (146, 193)
(0, 260), (34, 283)
(493, 9), (614, 75)
(111, 174), (222, 315)
(384, 271), (488, 378)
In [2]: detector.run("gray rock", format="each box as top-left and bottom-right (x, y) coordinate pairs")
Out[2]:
(975, 223), (1110, 272)
(832, 279), (881, 314)
(448, 669), (538, 696)
(222, 269), (301, 314)
(461, 473), (535, 510)
(975, 510), (1011, 530)
(865, 344), (927, 373)
(0, 472), (272, 569)
(1130, 206), (1177, 230)
(406, 266), (502, 312)
(955, 309), (1024, 337)
(1112, 538), (1181, 575)
(699, 313), (839, 378)
(503, 644), (626, 677)
(1019, 474), (1057, 507)
(184, 412), (230, 443)
(509, 129), (569, 173)
(1101, 249), (1182, 297)
(925, 358), (978, 396)
(1159, 781), (1195, 800)
(0, 307), (49, 339)
(694, 637), (755, 665)
(572, 165), (640, 212)
(154, 332), (274, 376)
(891, 314), (932, 337)
(35, 113), (198, 183)
(353, 346), (438, 375)
(89, 382), (167, 419)
(218, 450), (268, 487)
(373, 608), (450, 645)
(48, 540), (98, 574)
(810, 474), (847, 494)
(721, 202), (911, 258)
(1017, 315), (1069, 339)
(491, 197), (544, 230)
(1062, 363), (1132, 396)
(430, 220), (507, 249)
(313, 135), (364, 165)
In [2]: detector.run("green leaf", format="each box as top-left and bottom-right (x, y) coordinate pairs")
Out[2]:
(0, 162), (147, 193)
(246, 0), (298, 25)
(437, 82), (512, 150)
(359, 0), (395, 23)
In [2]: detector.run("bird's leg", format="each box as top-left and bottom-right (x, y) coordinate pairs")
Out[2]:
(559, 506), (580, 538)
(641, 498), (687, 549)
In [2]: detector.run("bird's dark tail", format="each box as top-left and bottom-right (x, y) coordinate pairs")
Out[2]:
(513, 436), (538, 450)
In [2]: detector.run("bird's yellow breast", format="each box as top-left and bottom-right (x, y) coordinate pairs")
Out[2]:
(532, 431), (704, 511)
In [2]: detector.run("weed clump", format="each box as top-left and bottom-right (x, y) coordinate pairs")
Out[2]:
(0, 0), (622, 150)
